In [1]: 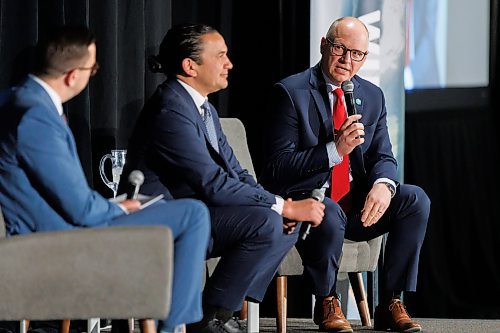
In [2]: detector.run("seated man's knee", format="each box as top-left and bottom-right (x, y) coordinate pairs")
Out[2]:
(323, 199), (347, 229)
(400, 184), (431, 214)
(180, 198), (211, 233)
(254, 209), (286, 244)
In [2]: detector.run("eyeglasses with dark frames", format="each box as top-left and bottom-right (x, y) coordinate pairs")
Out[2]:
(325, 38), (368, 62)
(64, 62), (100, 77)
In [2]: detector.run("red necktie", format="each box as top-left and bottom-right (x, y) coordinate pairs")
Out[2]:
(331, 88), (350, 202)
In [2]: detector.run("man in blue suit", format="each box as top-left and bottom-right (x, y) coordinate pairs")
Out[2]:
(0, 26), (209, 333)
(120, 24), (325, 333)
(260, 17), (430, 332)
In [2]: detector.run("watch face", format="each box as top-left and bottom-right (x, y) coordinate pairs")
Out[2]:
(383, 182), (396, 197)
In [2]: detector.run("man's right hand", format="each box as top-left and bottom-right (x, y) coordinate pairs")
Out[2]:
(282, 198), (325, 227)
(120, 199), (141, 213)
(335, 114), (364, 156)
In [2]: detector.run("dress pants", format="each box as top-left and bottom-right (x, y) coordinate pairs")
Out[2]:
(296, 184), (430, 296)
(204, 206), (298, 311)
(110, 199), (210, 328)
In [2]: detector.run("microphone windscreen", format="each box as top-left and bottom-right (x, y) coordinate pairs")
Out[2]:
(311, 188), (325, 202)
(128, 170), (145, 186)
(341, 80), (354, 93)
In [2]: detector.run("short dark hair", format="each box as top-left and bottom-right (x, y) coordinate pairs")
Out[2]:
(33, 26), (96, 77)
(149, 23), (218, 76)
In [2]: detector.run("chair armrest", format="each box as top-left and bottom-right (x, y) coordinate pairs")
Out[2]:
(0, 226), (173, 321)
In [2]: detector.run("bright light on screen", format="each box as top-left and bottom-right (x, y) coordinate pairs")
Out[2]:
(405, 0), (489, 90)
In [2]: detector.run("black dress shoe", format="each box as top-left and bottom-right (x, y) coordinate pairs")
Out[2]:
(199, 318), (244, 333)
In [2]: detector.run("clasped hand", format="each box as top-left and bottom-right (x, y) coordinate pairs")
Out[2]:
(282, 198), (325, 234)
(335, 114), (364, 156)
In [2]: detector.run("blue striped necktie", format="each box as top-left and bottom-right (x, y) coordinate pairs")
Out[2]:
(201, 101), (219, 153)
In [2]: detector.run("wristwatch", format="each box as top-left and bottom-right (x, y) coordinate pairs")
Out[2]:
(381, 182), (396, 198)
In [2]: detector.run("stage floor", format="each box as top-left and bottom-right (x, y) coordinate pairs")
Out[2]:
(258, 317), (500, 332)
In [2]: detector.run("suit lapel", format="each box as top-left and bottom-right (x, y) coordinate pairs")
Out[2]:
(350, 76), (366, 174)
(309, 65), (333, 140)
(168, 80), (219, 154)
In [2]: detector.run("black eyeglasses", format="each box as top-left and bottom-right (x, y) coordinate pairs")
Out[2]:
(325, 38), (368, 62)
(63, 62), (100, 76)
(76, 62), (100, 76)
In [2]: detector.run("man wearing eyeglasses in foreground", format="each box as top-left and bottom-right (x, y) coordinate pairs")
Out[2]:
(260, 17), (430, 332)
(0, 26), (210, 333)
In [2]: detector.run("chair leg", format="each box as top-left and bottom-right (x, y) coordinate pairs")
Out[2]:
(87, 318), (100, 333)
(20, 320), (29, 333)
(60, 320), (71, 333)
(247, 301), (260, 333)
(240, 300), (248, 320)
(348, 272), (371, 327)
(139, 319), (156, 333)
(276, 275), (287, 333)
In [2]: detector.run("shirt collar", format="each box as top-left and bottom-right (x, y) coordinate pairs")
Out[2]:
(29, 74), (64, 116)
(177, 79), (207, 115)
(320, 69), (340, 93)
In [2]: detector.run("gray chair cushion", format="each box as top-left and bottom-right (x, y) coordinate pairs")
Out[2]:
(0, 225), (173, 321)
(278, 237), (383, 276)
(277, 246), (303, 275)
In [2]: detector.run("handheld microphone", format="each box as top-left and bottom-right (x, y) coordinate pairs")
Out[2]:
(301, 188), (326, 241)
(341, 80), (357, 119)
(126, 170), (145, 200)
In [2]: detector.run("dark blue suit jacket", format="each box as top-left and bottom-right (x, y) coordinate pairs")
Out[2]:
(0, 77), (123, 235)
(260, 63), (398, 197)
(122, 79), (276, 207)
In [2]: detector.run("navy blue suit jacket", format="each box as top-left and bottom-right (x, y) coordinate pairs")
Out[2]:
(122, 79), (276, 207)
(0, 77), (123, 235)
(260, 63), (398, 197)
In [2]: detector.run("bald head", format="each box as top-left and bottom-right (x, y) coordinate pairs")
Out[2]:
(326, 16), (369, 47)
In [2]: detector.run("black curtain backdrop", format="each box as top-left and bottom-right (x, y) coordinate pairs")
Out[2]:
(1, 0), (499, 319)
(405, 109), (500, 318)
(0, 0), (171, 195)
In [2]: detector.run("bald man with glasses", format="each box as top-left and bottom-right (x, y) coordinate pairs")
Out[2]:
(261, 16), (430, 332)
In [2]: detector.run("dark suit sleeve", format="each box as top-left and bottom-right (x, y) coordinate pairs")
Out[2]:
(217, 128), (261, 188)
(151, 105), (275, 207)
(261, 83), (330, 190)
(17, 107), (123, 227)
(360, 89), (398, 185)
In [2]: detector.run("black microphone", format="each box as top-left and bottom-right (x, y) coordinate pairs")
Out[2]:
(301, 188), (326, 241)
(341, 80), (357, 120)
(126, 170), (145, 200)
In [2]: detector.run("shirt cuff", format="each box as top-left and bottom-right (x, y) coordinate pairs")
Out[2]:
(117, 203), (129, 214)
(374, 178), (397, 197)
(326, 141), (343, 168)
(271, 195), (284, 215)
(374, 178), (396, 189)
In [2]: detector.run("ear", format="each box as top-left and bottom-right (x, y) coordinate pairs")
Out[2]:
(63, 69), (78, 87)
(181, 58), (198, 77)
(320, 37), (327, 55)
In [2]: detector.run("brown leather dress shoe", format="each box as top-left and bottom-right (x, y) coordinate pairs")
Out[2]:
(313, 296), (353, 332)
(374, 299), (422, 332)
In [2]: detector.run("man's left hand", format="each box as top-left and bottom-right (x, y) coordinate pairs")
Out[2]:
(283, 219), (298, 234)
(360, 183), (392, 227)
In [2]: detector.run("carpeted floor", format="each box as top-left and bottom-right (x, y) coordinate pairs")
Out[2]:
(258, 317), (500, 333)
